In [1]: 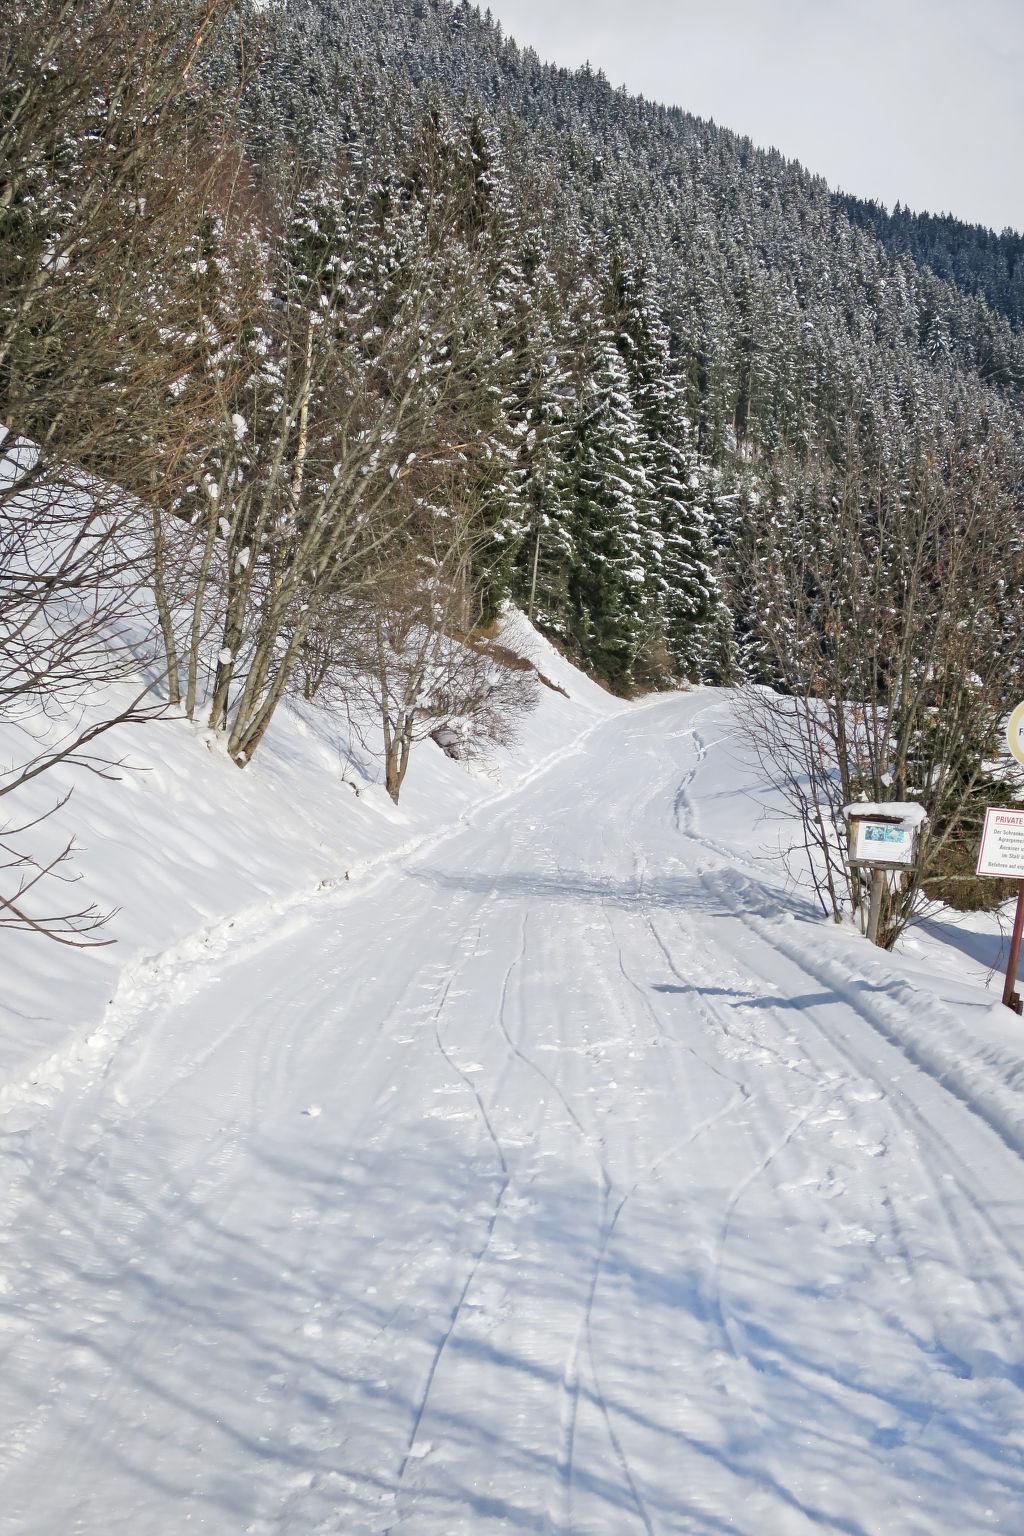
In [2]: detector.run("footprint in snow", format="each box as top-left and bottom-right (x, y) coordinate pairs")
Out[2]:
(828, 1220), (878, 1246)
(810, 1104), (847, 1126)
(831, 1125), (887, 1157)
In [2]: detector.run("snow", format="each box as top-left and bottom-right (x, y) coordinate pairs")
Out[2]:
(0, 609), (618, 1109)
(845, 801), (929, 827)
(2, 639), (1024, 1535)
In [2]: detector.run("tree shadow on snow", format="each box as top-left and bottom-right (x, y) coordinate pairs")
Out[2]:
(410, 863), (820, 925)
(917, 912), (1009, 977)
(2, 1117), (1023, 1534)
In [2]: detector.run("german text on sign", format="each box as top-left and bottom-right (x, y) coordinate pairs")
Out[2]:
(977, 807), (1024, 880)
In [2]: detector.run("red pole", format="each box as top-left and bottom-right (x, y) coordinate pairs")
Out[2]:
(1003, 880), (1024, 1015)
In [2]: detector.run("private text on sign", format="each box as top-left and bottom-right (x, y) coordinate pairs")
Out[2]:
(976, 807), (1024, 880)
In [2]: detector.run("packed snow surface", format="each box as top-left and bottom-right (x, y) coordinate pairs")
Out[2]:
(2, 682), (1024, 1534)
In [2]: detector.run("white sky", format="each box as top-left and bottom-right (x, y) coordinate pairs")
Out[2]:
(484, 0), (1024, 233)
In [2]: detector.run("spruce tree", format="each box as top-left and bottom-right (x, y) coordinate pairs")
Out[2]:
(610, 255), (721, 680)
(565, 288), (653, 692)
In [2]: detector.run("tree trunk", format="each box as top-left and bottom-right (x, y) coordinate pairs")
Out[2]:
(528, 524), (541, 624)
(150, 509), (181, 707)
(384, 717), (414, 804)
(385, 739), (403, 803)
(184, 503), (222, 720)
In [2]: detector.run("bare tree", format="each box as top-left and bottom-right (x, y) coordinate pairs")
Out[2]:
(343, 504), (538, 803)
(0, 799), (118, 947)
(160, 171), (515, 767)
(735, 418), (1024, 946)
(0, 0), (234, 939)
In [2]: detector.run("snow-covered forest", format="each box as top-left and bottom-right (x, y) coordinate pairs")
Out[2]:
(5, 0), (1024, 944)
(3, 2), (1024, 1532)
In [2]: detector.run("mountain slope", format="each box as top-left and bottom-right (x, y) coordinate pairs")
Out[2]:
(229, 0), (1024, 417)
(838, 194), (1024, 332)
(197, 0), (1024, 697)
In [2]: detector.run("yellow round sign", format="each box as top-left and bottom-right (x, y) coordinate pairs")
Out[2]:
(1009, 702), (1024, 768)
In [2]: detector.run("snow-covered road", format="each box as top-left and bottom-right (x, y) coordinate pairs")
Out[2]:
(2, 693), (1023, 1535)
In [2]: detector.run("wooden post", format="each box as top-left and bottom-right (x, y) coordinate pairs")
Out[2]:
(1002, 880), (1024, 1015)
(865, 867), (886, 947)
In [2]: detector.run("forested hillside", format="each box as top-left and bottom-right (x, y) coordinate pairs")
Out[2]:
(4, 0), (1024, 942)
(213, 0), (1024, 690)
(838, 194), (1024, 332)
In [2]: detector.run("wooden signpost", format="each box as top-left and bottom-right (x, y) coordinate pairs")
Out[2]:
(975, 705), (1024, 1014)
(846, 803), (926, 948)
(977, 805), (1024, 1015)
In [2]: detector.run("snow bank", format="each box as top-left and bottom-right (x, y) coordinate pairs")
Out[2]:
(755, 909), (1024, 1158)
(695, 717), (1024, 1160)
(5, 626), (1021, 1181)
(0, 607), (622, 1120)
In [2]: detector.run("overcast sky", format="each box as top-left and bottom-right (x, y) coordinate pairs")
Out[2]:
(484, 1), (1023, 233)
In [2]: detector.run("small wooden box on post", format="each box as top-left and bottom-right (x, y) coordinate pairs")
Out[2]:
(845, 802), (927, 948)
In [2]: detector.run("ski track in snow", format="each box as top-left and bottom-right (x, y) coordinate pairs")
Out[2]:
(386, 921), (512, 1533)
(2, 691), (1024, 1535)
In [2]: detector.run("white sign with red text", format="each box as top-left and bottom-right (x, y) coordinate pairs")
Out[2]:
(977, 807), (1024, 879)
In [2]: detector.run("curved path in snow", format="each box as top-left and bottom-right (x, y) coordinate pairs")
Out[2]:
(1, 694), (1023, 1535)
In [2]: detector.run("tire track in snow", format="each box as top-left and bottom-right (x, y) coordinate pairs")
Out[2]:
(491, 909), (608, 1162)
(579, 1094), (753, 1536)
(554, 1200), (607, 1536)
(607, 847), (856, 1479)
(709, 1093), (829, 1374)
(485, 875), (659, 1536)
(539, 850), (753, 1536)
(384, 926), (513, 1534)
(542, 801), (742, 1533)
(601, 896), (750, 1095)
(471, 896), (621, 1536)
(389, 876), (624, 1535)
(486, 908), (613, 1536)
(582, 835), (847, 1535)
(663, 859), (1024, 1420)
(558, 892), (659, 1536)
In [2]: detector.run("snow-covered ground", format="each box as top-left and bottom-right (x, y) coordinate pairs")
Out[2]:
(0, 610), (618, 1119)
(2, 639), (1024, 1534)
